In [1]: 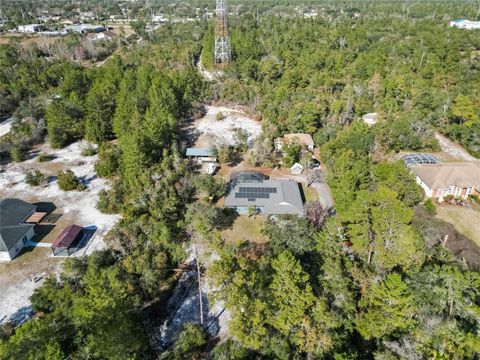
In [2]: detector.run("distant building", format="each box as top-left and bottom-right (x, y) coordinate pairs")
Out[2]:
(224, 171), (304, 216)
(303, 10), (318, 18)
(450, 19), (480, 30)
(86, 30), (117, 41)
(291, 162), (304, 175)
(0, 199), (45, 261)
(18, 24), (44, 33)
(151, 14), (168, 23)
(65, 24), (106, 34)
(37, 15), (61, 23)
(80, 11), (95, 21)
(362, 113), (378, 126)
(411, 162), (480, 201)
(275, 133), (315, 152)
(61, 19), (76, 26)
(39, 30), (68, 36)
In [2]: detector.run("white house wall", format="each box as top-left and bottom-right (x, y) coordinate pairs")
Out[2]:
(4, 226), (35, 262)
(416, 176), (433, 197)
(0, 251), (12, 262)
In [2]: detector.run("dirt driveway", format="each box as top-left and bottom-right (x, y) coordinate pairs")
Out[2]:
(435, 133), (477, 162)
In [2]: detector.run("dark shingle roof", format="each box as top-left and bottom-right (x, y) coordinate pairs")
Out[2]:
(0, 198), (36, 227)
(0, 198), (36, 252)
(0, 225), (34, 252)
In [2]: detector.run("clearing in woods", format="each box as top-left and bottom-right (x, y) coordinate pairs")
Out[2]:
(435, 206), (480, 247)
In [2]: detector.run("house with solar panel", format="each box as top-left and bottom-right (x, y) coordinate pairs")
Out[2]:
(411, 162), (480, 201)
(224, 171), (305, 216)
(402, 153), (439, 168)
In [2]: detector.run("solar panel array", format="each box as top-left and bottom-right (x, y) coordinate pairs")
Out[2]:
(402, 153), (439, 167)
(235, 186), (277, 201)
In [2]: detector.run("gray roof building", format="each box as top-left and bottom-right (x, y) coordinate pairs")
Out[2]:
(224, 171), (304, 216)
(0, 199), (36, 253)
(186, 148), (215, 157)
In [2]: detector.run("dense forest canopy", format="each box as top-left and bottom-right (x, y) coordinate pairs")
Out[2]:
(1, 0), (480, 359)
(202, 5), (480, 156)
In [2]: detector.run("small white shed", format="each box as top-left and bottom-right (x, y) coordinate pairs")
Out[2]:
(291, 163), (304, 175)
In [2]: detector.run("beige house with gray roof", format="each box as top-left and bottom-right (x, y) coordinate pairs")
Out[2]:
(411, 162), (480, 201)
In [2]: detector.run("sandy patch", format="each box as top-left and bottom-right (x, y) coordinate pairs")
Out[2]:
(192, 106), (262, 148)
(0, 118), (13, 138)
(0, 140), (120, 325)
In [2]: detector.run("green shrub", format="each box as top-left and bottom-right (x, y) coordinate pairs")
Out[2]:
(57, 170), (84, 191)
(81, 145), (97, 157)
(10, 147), (25, 162)
(444, 195), (454, 203)
(216, 111), (225, 121)
(25, 170), (46, 186)
(194, 174), (227, 202)
(97, 188), (123, 214)
(172, 323), (206, 359)
(283, 142), (301, 167)
(37, 153), (56, 162)
(424, 198), (437, 215)
(94, 142), (120, 178)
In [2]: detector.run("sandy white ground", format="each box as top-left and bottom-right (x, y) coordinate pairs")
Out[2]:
(0, 140), (120, 325)
(0, 117), (13, 138)
(196, 56), (222, 81)
(193, 106), (262, 148)
(155, 245), (230, 349)
(0, 141), (120, 248)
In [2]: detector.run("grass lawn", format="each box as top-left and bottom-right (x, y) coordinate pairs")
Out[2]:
(301, 183), (318, 202)
(221, 215), (269, 245)
(435, 206), (480, 247)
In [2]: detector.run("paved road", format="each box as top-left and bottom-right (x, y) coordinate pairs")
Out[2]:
(311, 181), (335, 210)
(284, 172), (335, 210)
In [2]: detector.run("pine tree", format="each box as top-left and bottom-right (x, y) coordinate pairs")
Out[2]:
(356, 272), (417, 340)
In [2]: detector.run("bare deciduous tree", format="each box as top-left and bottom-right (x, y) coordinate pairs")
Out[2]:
(305, 201), (330, 230)
(307, 169), (324, 186)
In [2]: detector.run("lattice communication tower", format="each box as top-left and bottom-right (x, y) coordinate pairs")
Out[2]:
(214, 0), (231, 65)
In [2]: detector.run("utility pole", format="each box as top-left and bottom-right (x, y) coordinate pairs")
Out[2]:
(194, 241), (204, 325)
(214, 0), (231, 66)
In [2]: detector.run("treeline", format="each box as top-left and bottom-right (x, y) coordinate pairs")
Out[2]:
(0, 24), (207, 359)
(0, 20), (204, 159)
(203, 8), (480, 157)
(204, 122), (480, 358)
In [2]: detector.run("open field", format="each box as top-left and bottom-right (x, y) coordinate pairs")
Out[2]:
(221, 215), (269, 245)
(0, 140), (120, 325)
(435, 206), (480, 247)
(0, 33), (62, 46)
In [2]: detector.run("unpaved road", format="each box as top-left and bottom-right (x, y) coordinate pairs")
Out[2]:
(435, 133), (477, 161)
